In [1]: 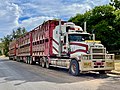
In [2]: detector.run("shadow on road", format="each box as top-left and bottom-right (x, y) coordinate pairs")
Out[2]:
(49, 66), (110, 78)
(0, 59), (10, 62)
(0, 58), (111, 86)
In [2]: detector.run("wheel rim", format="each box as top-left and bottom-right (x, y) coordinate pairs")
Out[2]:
(71, 63), (76, 74)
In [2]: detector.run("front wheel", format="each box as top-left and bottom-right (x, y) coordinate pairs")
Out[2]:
(69, 60), (79, 76)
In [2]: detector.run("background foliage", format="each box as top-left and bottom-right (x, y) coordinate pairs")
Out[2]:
(69, 0), (120, 52)
(0, 27), (27, 56)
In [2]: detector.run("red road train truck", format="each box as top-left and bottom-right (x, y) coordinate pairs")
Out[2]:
(9, 20), (114, 75)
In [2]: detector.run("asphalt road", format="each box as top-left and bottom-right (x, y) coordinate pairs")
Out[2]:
(0, 57), (120, 90)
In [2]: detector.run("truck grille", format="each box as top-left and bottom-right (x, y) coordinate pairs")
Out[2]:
(92, 49), (104, 53)
(93, 55), (105, 59)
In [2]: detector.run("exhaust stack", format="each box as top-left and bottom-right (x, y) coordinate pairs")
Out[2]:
(84, 22), (87, 32)
(59, 19), (62, 57)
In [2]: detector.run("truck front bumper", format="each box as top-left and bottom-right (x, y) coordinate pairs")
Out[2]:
(79, 60), (114, 72)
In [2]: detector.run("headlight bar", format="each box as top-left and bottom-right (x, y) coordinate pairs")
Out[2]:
(81, 54), (114, 60)
(82, 54), (91, 60)
(106, 54), (114, 60)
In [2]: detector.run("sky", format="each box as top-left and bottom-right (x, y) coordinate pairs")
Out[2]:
(0, 0), (110, 38)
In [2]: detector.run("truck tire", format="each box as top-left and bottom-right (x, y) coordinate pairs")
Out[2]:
(25, 59), (28, 64)
(46, 60), (50, 69)
(29, 59), (33, 65)
(39, 58), (42, 66)
(30, 58), (34, 65)
(30, 60), (35, 65)
(13, 57), (15, 61)
(28, 57), (31, 64)
(41, 57), (46, 68)
(69, 60), (79, 76)
(42, 60), (45, 68)
(16, 57), (19, 62)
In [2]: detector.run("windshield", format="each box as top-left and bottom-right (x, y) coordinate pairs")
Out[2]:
(68, 34), (91, 42)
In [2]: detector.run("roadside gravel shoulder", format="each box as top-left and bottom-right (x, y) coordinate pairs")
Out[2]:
(109, 60), (120, 75)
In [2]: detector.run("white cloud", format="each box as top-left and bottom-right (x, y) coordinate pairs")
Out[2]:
(18, 0), (109, 20)
(0, 0), (21, 38)
(0, 0), (110, 38)
(86, 0), (110, 6)
(59, 3), (92, 18)
(18, 2), (92, 31)
(20, 16), (54, 31)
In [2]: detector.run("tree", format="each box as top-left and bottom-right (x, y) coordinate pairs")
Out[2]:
(0, 27), (27, 56)
(0, 43), (4, 55)
(110, 0), (120, 10)
(12, 27), (27, 39)
(0, 35), (12, 56)
(113, 9), (120, 33)
(69, 5), (120, 51)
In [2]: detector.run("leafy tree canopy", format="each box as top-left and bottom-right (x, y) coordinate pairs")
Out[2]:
(69, 5), (120, 51)
(110, 0), (120, 10)
(0, 27), (27, 56)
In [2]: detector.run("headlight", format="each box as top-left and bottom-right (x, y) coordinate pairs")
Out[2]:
(83, 62), (92, 68)
(82, 55), (88, 60)
(106, 55), (111, 59)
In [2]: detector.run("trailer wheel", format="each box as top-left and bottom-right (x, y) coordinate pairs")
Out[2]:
(45, 57), (50, 69)
(29, 60), (35, 65)
(69, 60), (79, 76)
(16, 58), (19, 62)
(25, 59), (28, 64)
(39, 58), (42, 66)
(41, 57), (46, 68)
(46, 60), (50, 69)
(25, 57), (28, 64)
(13, 56), (15, 61)
(30, 59), (32, 65)
(42, 60), (45, 68)
(30, 58), (34, 65)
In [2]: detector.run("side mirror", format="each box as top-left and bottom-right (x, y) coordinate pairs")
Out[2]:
(66, 26), (70, 32)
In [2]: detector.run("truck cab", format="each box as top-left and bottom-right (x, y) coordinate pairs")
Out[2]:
(53, 21), (114, 75)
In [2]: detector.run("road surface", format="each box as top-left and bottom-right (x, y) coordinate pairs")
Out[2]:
(0, 57), (120, 90)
